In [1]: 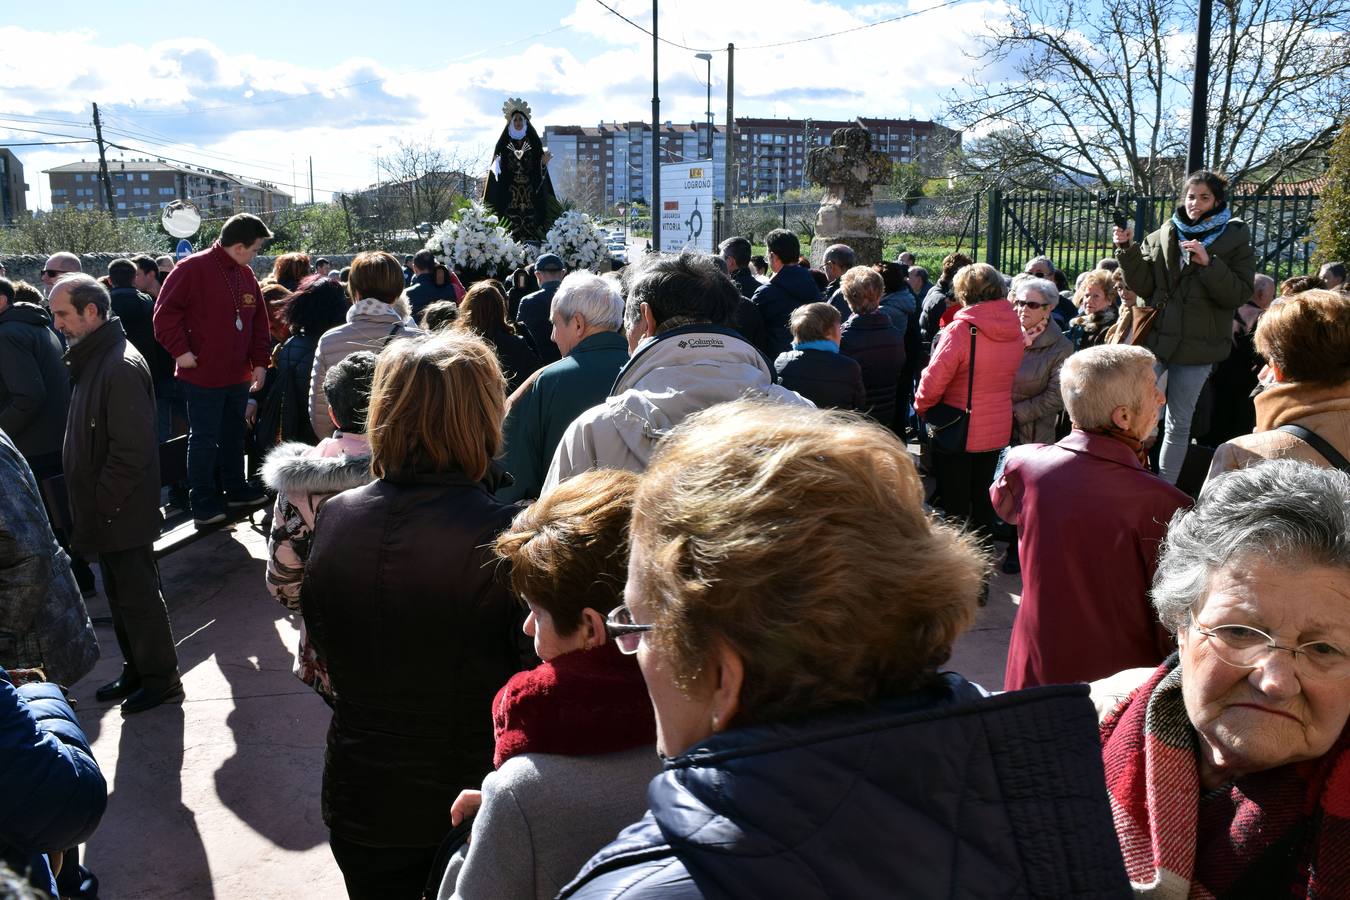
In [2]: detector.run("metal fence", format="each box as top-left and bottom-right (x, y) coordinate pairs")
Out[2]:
(969, 189), (1320, 282)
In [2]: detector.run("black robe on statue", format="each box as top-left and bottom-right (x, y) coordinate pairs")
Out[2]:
(484, 115), (560, 244)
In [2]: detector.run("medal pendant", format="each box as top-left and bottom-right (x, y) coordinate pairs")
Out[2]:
(235, 315), (243, 331)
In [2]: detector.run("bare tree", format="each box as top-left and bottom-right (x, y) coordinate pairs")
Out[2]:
(949, 0), (1350, 192)
(378, 138), (490, 231)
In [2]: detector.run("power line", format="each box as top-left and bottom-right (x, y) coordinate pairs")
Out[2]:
(587, 0), (974, 52)
(0, 140), (93, 147)
(104, 139), (351, 197)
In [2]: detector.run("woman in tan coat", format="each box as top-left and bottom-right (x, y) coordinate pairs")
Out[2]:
(1208, 289), (1350, 480)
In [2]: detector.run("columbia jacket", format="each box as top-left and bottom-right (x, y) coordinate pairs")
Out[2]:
(560, 677), (1130, 899)
(543, 325), (813, 490)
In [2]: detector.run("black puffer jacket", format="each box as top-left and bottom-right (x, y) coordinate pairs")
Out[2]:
(300, 469), (529, 848)
(560, 678), (1129, 899)
(0, 302), (69, 462)
(918, 283), (955, 362)
(107, 286), (173, 382)
(840, 311), (906, 426)
(256, 333), (321, 447)
(747, 265), (822, 360)
(773, 348), (863, 410)
(406, 272), (460, 322)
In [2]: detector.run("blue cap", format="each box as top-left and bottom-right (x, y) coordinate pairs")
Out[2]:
(535, 253), (565, 272)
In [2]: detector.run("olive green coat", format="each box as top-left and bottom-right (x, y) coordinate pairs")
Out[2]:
(1115, 216), (1255, 365)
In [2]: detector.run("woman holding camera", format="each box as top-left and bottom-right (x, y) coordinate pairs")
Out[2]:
(1113, 170), (1255, 485)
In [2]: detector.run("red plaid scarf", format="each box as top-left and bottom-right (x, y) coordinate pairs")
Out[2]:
(1099, 656), (1350, 898)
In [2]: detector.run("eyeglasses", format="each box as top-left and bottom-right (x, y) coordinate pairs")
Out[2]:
(41, 269), (65, 278)
(1191, 613), (1350, 680)
(606, 604), (653, 655)
(1013, 299), (1051, 309)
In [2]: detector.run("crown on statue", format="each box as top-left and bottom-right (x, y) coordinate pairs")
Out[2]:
(502, 98), (532, 121)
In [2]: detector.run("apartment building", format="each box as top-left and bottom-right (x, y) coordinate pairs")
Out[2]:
(45, 158), (291, 218)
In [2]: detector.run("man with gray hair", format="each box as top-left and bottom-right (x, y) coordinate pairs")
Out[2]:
(992, 344), (1191, 691)
(822, 243), (856, 319)
(49, 274), (181, 715)
(498, 272), (631, 502)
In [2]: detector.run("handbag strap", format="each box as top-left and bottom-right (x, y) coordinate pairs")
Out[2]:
(963, 325), (978, 413)
(1277, 424), (1350, 473)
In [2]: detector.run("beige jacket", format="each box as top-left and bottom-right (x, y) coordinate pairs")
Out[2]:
(308, 300), (421, 439)
(1207, 379), (1350, 482)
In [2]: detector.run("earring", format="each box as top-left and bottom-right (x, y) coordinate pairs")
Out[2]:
(710, 712), (720, 732)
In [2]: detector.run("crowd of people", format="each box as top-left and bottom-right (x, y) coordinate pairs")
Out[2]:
(1, 166), (1348, 899)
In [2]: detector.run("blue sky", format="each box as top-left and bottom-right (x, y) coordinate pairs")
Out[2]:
(0, 0), (1009, 208)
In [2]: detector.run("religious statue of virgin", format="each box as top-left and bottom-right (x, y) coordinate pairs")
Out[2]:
(483, 98), (561, 244)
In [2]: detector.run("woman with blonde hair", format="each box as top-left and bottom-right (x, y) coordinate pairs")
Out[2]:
(456, 281), (540, 393)
(301, 331), (527, 900)
(1065, 268), (1119, 351)
(560, 400), (1128, 898)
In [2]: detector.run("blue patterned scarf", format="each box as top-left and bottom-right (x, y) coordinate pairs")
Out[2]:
(1171, 204), (1232, 247)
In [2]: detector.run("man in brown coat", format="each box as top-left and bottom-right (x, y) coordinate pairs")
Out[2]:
(50, 274), (182, 715)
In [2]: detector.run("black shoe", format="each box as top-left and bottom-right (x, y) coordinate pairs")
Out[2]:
(95, 672), (142, 703)
(225, 488), (267, 508)
(193, 508), (228, 527)
(121, 681), (185, 715)
(1001, 548), (1021, 575)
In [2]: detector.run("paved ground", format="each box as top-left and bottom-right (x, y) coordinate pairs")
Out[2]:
(69, 500), (1019, 898)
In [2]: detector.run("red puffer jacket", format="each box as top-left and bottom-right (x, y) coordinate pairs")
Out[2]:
(915, 299), (1025, 453)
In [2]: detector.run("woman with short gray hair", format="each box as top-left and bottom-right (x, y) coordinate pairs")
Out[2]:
(1098, 459), (1350, 897)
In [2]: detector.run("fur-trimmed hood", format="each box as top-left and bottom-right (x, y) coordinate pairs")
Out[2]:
(262, 440), (371, 496)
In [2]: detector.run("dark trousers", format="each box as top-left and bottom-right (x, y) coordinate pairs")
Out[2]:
(932, 448), (1002, 540)
(182, 381), (249, 514)
(99, 545), (179, 689)
(329, 834), (438, 900)
(28, 451), (98, 594)
(155, 375), (188, 443)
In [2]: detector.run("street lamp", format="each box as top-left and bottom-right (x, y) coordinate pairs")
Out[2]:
(695, 52), (713, 160)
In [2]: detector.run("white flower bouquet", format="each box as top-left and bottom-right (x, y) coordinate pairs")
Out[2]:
(426, 202), (527, 284)
(543, 210), (607, 272)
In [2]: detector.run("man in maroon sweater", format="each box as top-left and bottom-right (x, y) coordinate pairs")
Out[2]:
(153, 214), (272, 526)
(992, 344), (1191, 690)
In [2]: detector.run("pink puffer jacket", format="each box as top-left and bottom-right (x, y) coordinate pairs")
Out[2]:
(915, 299), (1025, 453)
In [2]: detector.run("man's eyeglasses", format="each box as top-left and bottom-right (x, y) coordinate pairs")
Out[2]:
(1013, 299), (1051, 309)
(1191, 612), (1350, 680)
(606, 604), (653, 655)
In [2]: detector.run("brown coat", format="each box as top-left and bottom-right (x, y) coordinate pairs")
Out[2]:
(62, 317), (161, 556)
(1207, 379), (1350, 481)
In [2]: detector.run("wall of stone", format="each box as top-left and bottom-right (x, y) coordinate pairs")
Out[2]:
(0, 253), (360, 290)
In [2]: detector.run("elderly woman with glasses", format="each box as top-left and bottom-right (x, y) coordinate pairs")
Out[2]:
(1009, 275), (1074, 447)
(560, 400), (1131, 899)
(436, 468), (657, 900)
(1096, 460), (1350, 898)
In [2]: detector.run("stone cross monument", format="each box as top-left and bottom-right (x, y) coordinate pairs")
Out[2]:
(806, 126), (892, 266)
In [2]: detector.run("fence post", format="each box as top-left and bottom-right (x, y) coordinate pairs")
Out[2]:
(984, 188), (1003, 270)
(1133, 197), (1149, 240)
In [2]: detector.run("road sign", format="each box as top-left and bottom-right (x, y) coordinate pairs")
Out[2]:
(659, 161), (715, 254)
(175, 239), (193, 261)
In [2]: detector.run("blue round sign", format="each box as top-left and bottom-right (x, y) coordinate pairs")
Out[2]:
(175, 239), (193, 261)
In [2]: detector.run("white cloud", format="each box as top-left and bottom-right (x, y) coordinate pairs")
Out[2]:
(0, 1), (1007, 210)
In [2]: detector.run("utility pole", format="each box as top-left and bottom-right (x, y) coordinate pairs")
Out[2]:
(724, 43), (734, 240)
(651, 0), (661, 251)
(1187, 0), (1213, 174)
(308, 156), (315, 204)
(91, 103), (116, 215)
